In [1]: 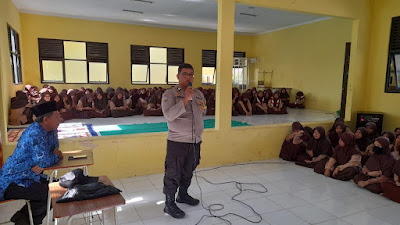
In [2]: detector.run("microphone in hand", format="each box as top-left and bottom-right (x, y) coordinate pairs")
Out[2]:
(187, 82), (193, 101)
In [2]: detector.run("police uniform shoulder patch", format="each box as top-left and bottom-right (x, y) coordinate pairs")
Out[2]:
(163, 95), (168, 102)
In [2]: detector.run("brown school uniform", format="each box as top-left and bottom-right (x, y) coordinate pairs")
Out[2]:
(353, 137), (396, 194)
(267, 97), (287, 114)
(381, 159), (400, 203)
(110, 91), (134, 118)
(143, 90), (163, 116)
(316, 132), (361, 181)
(279, 122), (310, 162)
(356, 127), (373, 165)
(296, 127), (333, 169)
(9, 91), (33, 125)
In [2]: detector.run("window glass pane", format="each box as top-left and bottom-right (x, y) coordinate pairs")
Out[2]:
(150, 47), (167, 63)
(42, 60), (63, 82)
(16, 56), (22, 83)
(65, 60), (88, 83)
(12, 54), (18, 83)
(395, 54), (400, 88)
(132, 64), (149, 83)
(64, 41), (86, 60)
(89, 62), (107, 83)
(10, 29), (16, 53)
(150, 64), (167, 84)
(168, 66), (179, 84)
(202, 67), (215, 84)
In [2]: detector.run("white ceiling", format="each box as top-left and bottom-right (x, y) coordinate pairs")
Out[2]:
(12, 0), (330, 35)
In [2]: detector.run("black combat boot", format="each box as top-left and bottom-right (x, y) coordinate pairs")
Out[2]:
(164, 194), (185, 219)
(176, 187), (200, 206)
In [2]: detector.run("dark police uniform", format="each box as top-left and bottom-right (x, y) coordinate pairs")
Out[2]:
(161, 85), (207, 195)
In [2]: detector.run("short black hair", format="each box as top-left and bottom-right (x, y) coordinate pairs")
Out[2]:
(178, 63), (194, 74)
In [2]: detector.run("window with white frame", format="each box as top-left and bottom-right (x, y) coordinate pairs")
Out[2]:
(39, 38), (109, 84)
(8, 25), (22, 84)
(131, 45), (184, 85)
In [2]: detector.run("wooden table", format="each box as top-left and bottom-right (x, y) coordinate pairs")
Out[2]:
(45, 150), (94, 225)
(49, 176), (125, 225)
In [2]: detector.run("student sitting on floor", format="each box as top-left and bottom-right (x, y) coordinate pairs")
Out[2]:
(93, 89), (111, 117)
(280, 88), (290, 107)
(355, 127), (373, 165)
(76, 93), (108, 119)
(328, 122), (347, 148)
(143, 90), (163, 116)
(236, 93), (252, 116)
(279, 122), (310, 162)
(232, 88), (240, 116)
(296, 126), (333, 169)
(138, 88), (148, 110)
(353, 137), (396, 194)
(264, 89), (273, 100)
(382, 131), (395, 151)
(127, 89), (143, 115)
(38, 91), (51, 104)
(267, 91), (287, 114)
(27, 86), (40, 103)
(252, 91), (268, 115)
(366, 122), (379, 142)
(9, 91), (34, 125)
(206, 91), (216, 115)
(381, 159), (400, 203)
(317, 132), (361, 181)
(288, 91), (306, 108)
(391, 134), (400, 160)
(395, 128), (400, 137)
(110, 90), (134, 118)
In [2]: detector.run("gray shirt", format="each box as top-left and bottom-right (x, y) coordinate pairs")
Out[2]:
(162, 85), (207, 143)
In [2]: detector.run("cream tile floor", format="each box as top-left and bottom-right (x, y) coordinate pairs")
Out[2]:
(1, 159), (398, 225)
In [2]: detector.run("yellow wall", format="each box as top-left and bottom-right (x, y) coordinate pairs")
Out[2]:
(20, 13), (253, 91)
(0, 0), (24, 162)
(1, 0), (374, 179)
(253, 18), (353, 112)
(365, 0), (400, 132)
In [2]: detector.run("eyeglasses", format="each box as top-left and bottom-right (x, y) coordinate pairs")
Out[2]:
(181, 73), (195, 78)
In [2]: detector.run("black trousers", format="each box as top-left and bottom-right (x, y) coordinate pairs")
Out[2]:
(4, 180), (49, 225)
(163, 140), (201, 195)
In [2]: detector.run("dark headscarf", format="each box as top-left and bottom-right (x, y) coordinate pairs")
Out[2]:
(53, 94), (65, 111)
(365, 137), (396, 178)
(129, 89), (140, 109)
(60, 90), (72, 106)
(94, 90), (108, 110)
(382, 131), (395, 145)
(329, 122), (347, 148)
(11, 91), (29, 109)
(39, 91), (51, 103)
(106, 87), (115, 94)
(280, 88), (290, 99)
(292, 122), (304, 132)
(207, 92), (216, 109)
(111, 91), (125, 107)
(307, 127), (333, 157)
(148, 90), (162, 105)
(355, 127), (372, 152)
(332, 132), (360, 165)
(79, 93), (94, 108)
(366, 122), (379, 141)
(329, 118), (345, 132)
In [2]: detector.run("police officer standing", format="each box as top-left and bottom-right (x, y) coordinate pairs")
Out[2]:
(161, 63), (207, 218)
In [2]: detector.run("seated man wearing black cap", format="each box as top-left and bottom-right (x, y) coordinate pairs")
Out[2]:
(0, 101), (63, 225)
